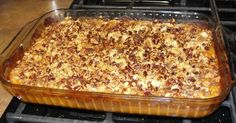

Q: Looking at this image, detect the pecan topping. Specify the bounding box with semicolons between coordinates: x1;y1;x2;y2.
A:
9;17;220;98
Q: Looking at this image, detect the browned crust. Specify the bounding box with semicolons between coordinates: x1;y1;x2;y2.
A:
9;17;221;98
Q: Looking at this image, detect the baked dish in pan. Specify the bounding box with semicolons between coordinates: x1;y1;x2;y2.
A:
9;17;220;98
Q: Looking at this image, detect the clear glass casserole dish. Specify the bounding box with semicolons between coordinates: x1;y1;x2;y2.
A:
0;9;234;118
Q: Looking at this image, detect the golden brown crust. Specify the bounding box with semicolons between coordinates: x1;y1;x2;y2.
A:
9;17;220;98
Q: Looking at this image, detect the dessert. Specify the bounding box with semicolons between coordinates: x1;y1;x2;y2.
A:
9;17;220;98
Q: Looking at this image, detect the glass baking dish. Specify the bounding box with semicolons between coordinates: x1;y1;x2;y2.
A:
0;9;234;118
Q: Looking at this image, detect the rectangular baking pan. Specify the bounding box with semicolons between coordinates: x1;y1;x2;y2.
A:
0;9;234;118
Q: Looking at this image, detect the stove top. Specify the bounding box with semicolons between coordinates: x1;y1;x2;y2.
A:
1;0;236;123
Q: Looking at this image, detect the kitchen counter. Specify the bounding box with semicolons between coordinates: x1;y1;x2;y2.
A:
0;0;73;117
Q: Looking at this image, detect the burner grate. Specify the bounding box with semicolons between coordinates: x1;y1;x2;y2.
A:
22;103;106;121
191;107;232;123
70;0;236;27
112;113;183;123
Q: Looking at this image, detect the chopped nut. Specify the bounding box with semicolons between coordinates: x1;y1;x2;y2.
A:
9;17;220;99
143;71;148;77
124;82;129;88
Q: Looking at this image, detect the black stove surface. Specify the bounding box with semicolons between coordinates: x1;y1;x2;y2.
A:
1;0;236;123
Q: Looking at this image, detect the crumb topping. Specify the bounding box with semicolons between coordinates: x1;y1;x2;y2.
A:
9;17;221;98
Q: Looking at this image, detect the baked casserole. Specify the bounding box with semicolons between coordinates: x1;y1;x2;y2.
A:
9;17;220;98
